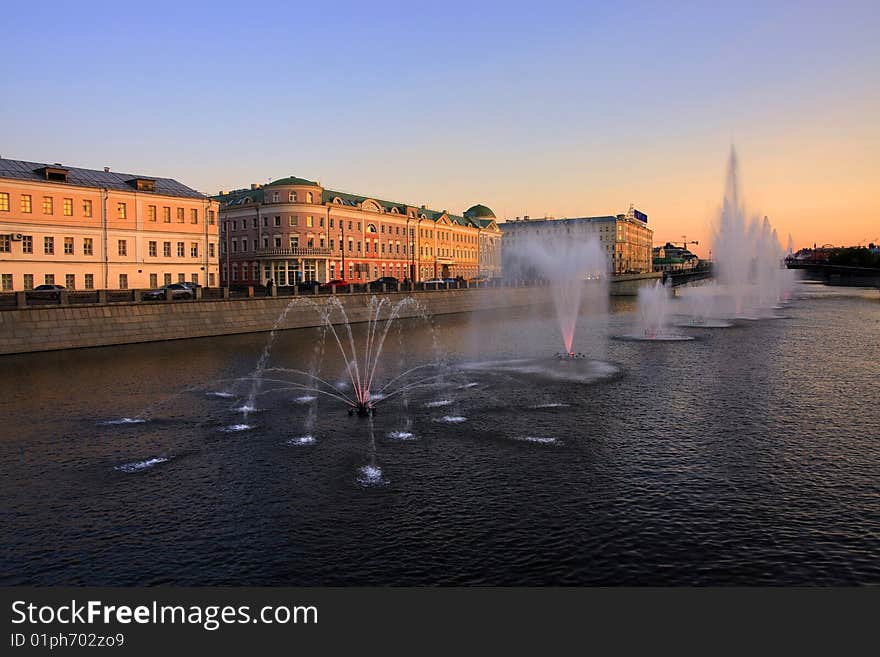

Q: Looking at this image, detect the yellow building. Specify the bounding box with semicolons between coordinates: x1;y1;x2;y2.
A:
0;158;220;291
215;177;502;285
501;208;654;276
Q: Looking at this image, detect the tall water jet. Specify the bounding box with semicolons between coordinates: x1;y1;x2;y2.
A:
506;233;608;354
620;280;694;340
709;147;795;319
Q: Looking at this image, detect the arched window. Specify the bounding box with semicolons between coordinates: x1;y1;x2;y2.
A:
306;192;314;203
367;223;378;233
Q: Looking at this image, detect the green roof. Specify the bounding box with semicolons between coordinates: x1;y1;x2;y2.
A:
265;176;319;187
464;204;496;219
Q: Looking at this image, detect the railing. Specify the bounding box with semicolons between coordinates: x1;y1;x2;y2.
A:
251;247;334;257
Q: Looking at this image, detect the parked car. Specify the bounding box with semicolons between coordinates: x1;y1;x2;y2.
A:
143;283;195;300
321;279;350;291
422;278;447;286
297;280;321;292
29;284;66;300
468;275;488;285
367;276;399;291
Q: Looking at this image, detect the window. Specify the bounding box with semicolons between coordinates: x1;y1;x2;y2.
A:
191;209;198;224
290;236;299;249
0;192;9;211
22;235;33;253
45;274;55;285
148;241;157;257
274;216;281;227
148;205;157;222
191;273;199;285
177;242;185;257
118;240;127;256
306;216;314;228
150;273;158;287
65;274;75;289
1;274;11;291
0;235;8;252
64;237;74;255
190;243;199;258
82;199;93;217
289;191;296;202
164;273;172;285
63;198;73;216
42;196;53;214
274;236;282;248
289;216;298;226
251;218;257;228
231;240;238;253
177;208;185;223
163;242;171;257
84;274;94;289
21;195;32;213
241;238;247;252
44;237;54;255
262;217;268;227
118;274;128;289
232;220;237;231
272;192;279;202
208;243;215;258
306;192;313;203
163;207;171;223
24;274;34;290
231;264;238;281
117;202;126;219
178;273;186;283
209;273;216;286
83;238;93;256
208;210;216;225
330;239;334;251
348;238;353;252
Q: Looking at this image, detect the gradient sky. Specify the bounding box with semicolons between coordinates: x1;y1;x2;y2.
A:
2;0;877;256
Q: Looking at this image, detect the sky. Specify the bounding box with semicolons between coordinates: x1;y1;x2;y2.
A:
2;0;877;256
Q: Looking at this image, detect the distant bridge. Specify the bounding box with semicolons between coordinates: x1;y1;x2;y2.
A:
786;262;880;286
661;266;713;286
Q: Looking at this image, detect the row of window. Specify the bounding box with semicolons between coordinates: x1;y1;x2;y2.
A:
0;191;215;224
0;271;216;292
267;191;315;204
223;215;477;245
1;234;214;259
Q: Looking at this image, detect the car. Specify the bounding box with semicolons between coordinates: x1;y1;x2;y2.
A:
143;283;195;300
321;279;350;291
29;284;66;300
367;276;399;290
297;280;321;292
422;278;447;286
468;275;488;285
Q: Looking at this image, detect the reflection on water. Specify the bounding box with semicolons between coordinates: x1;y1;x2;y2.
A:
0;294;878;585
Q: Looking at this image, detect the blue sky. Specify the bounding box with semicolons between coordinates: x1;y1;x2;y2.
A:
2;0;877;251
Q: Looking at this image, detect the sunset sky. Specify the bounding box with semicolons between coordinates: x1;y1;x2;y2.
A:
2;1;877;256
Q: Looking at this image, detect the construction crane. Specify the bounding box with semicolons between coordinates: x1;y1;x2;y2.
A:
680;237;699;251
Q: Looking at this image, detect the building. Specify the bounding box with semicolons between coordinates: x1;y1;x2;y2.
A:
465;204;503;279
652;242;699;271
500;207;653;276
215;176;502;285
0;158;219;292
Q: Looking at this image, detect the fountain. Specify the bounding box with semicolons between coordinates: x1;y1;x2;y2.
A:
506;233;608;356
705;147;797;319
619;280;694;340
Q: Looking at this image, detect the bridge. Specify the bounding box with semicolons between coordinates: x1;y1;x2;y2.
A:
661;266;713;286
786;262;880;287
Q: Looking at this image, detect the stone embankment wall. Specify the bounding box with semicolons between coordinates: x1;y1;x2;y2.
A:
0;275;661;355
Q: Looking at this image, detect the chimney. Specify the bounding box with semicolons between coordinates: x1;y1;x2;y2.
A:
104;167;110;173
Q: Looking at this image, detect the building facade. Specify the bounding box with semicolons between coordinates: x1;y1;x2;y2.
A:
215;176;502;285
0;158;219;291
652;242;699;271
500;208;654;276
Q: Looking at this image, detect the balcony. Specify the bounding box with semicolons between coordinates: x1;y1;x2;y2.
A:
252;247;334;257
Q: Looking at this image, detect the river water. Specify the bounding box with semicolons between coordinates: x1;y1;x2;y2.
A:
1;283;878;585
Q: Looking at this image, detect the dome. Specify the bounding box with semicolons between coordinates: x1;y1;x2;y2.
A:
463;204;496;219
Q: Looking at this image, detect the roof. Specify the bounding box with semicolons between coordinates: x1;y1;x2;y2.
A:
265;175;319;187
464;204;496;219
215;177;489;229
0;158;207;199
500;216;619;230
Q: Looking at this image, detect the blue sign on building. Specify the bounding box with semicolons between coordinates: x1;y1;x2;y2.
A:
633;209;648;223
